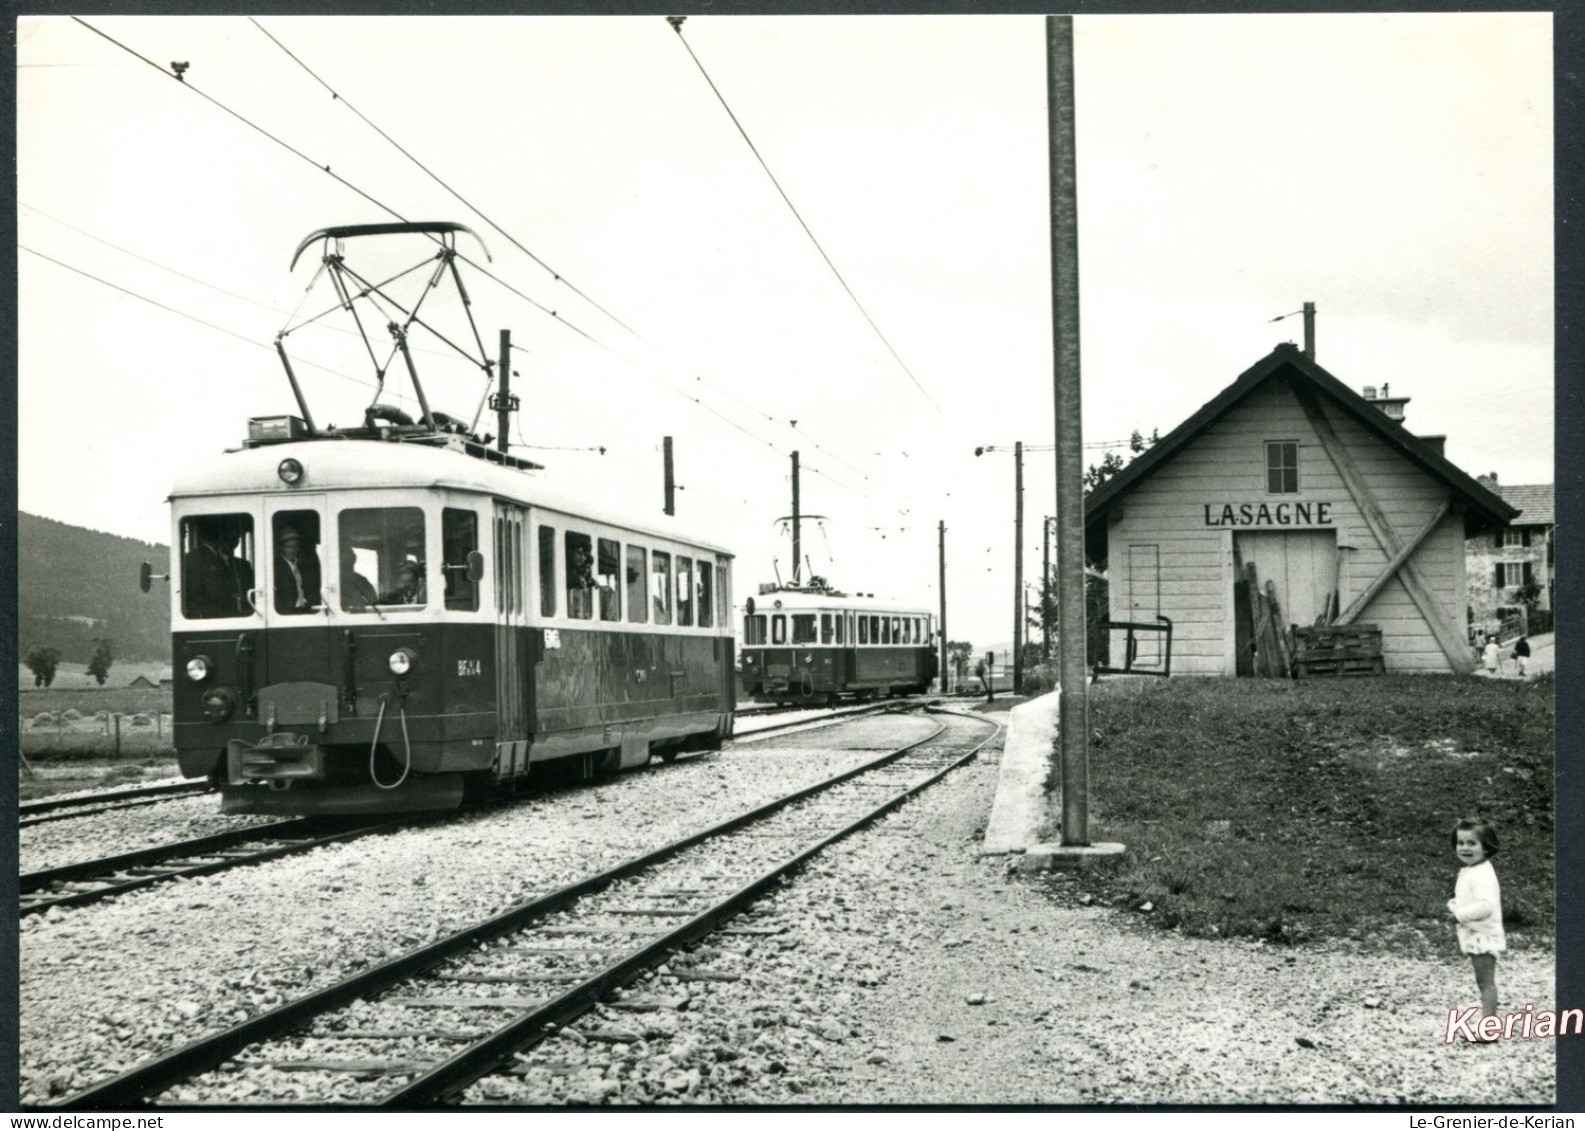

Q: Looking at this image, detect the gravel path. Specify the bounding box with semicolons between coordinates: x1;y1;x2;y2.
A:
19;714;935;1105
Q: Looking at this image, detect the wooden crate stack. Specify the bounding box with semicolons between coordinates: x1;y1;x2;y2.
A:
1291;624;1385;678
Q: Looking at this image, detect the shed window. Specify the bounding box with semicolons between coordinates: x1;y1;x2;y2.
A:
1266;441;1299;494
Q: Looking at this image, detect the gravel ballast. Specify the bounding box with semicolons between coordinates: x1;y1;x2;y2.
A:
18;714;936;1105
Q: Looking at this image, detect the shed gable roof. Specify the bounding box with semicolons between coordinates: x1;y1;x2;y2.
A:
1084;343;1517;535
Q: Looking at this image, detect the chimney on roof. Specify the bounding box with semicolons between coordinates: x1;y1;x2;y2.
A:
1363;386;1377;399
1477;471;1499;489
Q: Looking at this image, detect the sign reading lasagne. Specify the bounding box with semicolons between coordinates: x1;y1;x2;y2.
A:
1203;501;1334;527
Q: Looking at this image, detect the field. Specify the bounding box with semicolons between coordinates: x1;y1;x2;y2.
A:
1042;674;1555;952
20;681;175;762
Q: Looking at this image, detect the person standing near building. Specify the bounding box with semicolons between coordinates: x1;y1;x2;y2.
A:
1481;635;1501;677
1511;636;1531;677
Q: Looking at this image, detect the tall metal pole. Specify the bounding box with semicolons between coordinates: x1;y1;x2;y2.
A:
496;329;511;453
1049;15;1089;846
791;451;802;586
939;520;948;693
1013;440;1025;694
663;436;675;515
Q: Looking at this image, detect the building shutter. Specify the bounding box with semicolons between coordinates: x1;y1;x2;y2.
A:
1495;531;1503;549
1493;564;1503;588
1523;562;1534;586
1522;528;1531;547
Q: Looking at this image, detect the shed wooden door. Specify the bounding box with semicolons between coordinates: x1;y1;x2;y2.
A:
1127;544;1161;666
1233;531;1338;631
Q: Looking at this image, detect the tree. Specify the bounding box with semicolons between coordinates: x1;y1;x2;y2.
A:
87;637;115;686
24;646;62;688
946;641;975;688
1084;428;1160;496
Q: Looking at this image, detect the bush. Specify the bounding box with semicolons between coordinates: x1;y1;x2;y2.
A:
31;712;53;728
60;709;82;723
130;714;154;728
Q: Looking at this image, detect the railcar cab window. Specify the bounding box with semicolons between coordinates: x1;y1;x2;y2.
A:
340;507;426;611
821;614;834;644
271;511;323;616
181;513;256;620
696;561;714;628
744;614;767;645
771;614;787;644
443;509;480;612
626;546;648;623
566;532;595;620
539;526;557;616
1266;441;1299;494
597;538;621;622
677;557;694;626
792;614;817;644
651;551;673;625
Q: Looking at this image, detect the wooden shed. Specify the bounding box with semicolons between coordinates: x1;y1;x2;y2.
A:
1084;344;1516;676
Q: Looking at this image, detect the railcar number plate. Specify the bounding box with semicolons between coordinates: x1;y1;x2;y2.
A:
457;659;483;677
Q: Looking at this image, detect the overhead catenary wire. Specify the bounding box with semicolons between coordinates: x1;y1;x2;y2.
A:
667;17;944;418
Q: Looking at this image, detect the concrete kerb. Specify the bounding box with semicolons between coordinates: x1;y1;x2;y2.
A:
980;688;1125;872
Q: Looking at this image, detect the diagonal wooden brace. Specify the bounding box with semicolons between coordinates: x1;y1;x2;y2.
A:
1334;497;1452;626
1290;382;1474;674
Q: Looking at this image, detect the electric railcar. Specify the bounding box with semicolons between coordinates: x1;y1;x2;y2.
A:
738;584;938;704
159;424;735;815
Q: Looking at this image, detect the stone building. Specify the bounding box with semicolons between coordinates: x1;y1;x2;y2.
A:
1464;477;1554;640
1084;343;1516;676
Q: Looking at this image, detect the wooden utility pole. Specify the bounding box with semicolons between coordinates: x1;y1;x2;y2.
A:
663;437;676;515
1302;301;1316;359
938;520;948;693
1013;440;1025;694
1049;15;1090;846
791;451;802;585
1042;516;1052;661
495;329;512;453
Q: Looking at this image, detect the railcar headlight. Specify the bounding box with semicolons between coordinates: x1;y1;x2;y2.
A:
201;687;235;723
186;655;212;682
278;458;305;485
388;648;418;676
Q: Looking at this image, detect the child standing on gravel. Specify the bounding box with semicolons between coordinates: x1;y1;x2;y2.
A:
1447;817;1504;1038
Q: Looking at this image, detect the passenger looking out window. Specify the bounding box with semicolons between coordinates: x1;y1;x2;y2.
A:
181;514;256;620
339;507;426;613
566;532;595;620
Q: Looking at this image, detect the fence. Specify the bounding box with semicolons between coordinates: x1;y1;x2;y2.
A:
20;711;177;758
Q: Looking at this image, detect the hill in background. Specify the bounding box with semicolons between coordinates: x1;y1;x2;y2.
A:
20;512;170;663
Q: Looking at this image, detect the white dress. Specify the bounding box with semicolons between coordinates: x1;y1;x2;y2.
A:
1449;859;1505;955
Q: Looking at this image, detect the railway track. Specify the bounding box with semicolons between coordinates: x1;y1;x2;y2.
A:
19;781;214;828
51;708;995;1109
18;818;409;918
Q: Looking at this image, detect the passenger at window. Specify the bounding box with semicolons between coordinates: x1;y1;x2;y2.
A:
568;542;596;618
185;516;250;618
381;560;426;606
339;544;380;610
273;526;322;614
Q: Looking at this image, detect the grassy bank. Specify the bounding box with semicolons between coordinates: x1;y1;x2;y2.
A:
1040;674;1554;952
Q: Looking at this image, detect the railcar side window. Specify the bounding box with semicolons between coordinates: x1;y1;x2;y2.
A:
538;525;557;616
870;615;880;644
443;509;479;612
626;546;648;623
771;614;787;644
676;557;694;626
835;615;845;645
340;507;426;611
597;538;621;622
270;511;322;616
915;617;924;642
881;618;891;645
652;551;673;625
697;561;714;628
566;532;595;620
744;614;767;644
892;617;901;643
859;616;869;645
821;614;833;644
181;513;257;620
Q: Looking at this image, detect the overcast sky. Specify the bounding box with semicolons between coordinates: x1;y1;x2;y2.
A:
16;12;1554;648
